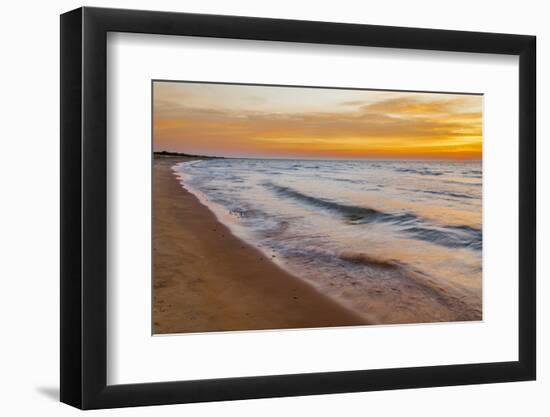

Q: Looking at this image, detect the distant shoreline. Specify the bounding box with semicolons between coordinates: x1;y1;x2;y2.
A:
153;150;224;159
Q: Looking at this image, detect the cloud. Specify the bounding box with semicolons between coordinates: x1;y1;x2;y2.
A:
362;96;477;115
339;100;367;106
153;88;482;160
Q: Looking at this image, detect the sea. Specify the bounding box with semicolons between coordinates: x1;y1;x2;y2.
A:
173;159;482;324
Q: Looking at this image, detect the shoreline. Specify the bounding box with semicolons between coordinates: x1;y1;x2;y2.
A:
153;156;368;334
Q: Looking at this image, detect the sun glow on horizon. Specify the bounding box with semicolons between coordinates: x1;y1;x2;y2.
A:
153;82;482;161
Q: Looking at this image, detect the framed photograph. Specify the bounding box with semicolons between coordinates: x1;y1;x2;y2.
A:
60;7;536;409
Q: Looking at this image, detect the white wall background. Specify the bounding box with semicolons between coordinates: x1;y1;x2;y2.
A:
0;0;545;415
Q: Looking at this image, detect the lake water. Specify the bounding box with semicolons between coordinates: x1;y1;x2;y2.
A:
174;159;482;324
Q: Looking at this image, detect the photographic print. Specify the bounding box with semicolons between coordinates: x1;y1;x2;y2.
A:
152;81;483;334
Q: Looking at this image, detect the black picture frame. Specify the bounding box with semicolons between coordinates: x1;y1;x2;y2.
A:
60;6;536;410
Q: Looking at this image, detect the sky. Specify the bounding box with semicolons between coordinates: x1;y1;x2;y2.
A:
153;81;482;160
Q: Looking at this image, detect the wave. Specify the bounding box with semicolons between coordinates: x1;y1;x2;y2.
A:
462;169;482;178
399;188;475;200
395;167;444;176
264;181;415;224
444;179;482;186
404;225;482;250
339;251;400;269
264;181;481;250
422;190;475;199
325;177;361;184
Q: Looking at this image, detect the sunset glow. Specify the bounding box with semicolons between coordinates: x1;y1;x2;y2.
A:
153;81;482;160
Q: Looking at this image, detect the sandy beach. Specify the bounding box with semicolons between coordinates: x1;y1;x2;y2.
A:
153;157;367;334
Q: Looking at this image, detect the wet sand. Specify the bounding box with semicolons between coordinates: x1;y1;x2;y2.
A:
153;157;367;334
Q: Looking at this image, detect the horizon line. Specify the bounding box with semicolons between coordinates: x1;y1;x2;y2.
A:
153;150;482;162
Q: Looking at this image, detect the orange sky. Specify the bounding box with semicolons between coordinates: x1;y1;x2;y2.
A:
153;81;482;160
